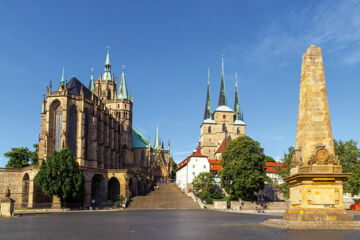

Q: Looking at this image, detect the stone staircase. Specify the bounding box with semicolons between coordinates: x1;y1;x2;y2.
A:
127;183;199;209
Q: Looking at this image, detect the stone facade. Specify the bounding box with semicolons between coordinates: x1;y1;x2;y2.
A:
0;49;172;208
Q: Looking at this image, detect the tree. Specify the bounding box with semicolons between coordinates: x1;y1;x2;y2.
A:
4;144;38;168
219;136;266;200
265;155;275;162
171;160;177;179
35;147;84;203
334;139;360;196
192;172;222;204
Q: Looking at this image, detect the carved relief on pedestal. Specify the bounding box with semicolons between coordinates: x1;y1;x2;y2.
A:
291;148;303;168
308;144;339;166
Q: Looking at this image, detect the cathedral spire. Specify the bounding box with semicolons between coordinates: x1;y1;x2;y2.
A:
154;125;160;150
234;70;243;121
103;47;112;81
117;65;129;100
203;67;213;121
218;55;228;106
89;68;95;92
60;67;66;87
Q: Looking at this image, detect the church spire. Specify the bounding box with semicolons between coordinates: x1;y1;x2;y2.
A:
234;70;243;121
117;65;129;100
203;67;213;120
218;55;228;106
60;67;65;87
103;47;112;81
154;125;160;150
89;68;95;92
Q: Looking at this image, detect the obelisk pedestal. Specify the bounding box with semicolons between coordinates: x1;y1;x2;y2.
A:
263;45;360;229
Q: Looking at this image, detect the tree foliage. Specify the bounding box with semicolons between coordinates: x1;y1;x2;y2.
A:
5;144;38;168
219;136;266;200
265;155;275;162
334;139;360;196
35;147;84;202
171;160;177;179
192;172;222;204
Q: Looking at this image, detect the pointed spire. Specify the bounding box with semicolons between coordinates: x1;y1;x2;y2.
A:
60;67;65;88
203;67;213;120
154;125;160;150
89;68;95;92
103;47;112;81
218;55;228;106
234;70;243;121
117;65;129;100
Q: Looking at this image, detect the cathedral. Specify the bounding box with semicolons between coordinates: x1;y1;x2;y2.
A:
0;49;172;208
199;56;246;160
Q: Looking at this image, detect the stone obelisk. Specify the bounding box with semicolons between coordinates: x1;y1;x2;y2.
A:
263;45;359;229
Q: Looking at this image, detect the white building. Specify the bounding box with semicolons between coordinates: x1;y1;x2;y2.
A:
176;151;210;191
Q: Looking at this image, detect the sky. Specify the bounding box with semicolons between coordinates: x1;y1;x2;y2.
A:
1;0;360;166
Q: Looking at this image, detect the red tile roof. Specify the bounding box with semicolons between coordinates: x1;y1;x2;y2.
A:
215;138;230;153
265;162;285;173
208;159;222;172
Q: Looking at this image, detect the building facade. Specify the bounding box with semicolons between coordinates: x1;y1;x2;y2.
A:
0;49;172;208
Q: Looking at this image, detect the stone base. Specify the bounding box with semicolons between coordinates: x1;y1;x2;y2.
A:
1;199;15;218
284;208;354;221
262;219;360;230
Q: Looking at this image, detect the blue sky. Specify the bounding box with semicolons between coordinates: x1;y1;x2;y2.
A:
1;0;360;166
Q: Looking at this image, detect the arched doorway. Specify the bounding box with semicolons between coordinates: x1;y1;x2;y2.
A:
108;177;120;202
91;174;105;206
21;173;30;208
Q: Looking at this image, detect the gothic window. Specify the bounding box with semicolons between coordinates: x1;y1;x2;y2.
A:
223;115;226;119
84;113;90;160
67;106;77;157
208;126;211;133
54;105;63;151
141;151;145;164
107;89;111;99
222;123;227;133
237;127;240;135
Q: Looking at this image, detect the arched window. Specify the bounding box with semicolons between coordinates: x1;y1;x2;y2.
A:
67;105;77;157
55;105;63;151
141;151;145;164
237;127;240;135
222;123;227;133
107;89;111;99
84;112;90;160
208;126;211;133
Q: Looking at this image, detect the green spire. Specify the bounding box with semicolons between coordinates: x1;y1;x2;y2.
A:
218;55;228;106
89;68;95;92
117;65;129;100
154;125;160;150
103;47;112;81
60;67;65;87
234;70;243;121
203;67;213;120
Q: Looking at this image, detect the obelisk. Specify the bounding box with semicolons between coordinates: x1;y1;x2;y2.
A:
263;45;360;229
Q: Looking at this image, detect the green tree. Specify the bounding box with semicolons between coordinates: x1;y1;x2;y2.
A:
35;147;84;203
192;172;222;204
171;160;177;179
30;144;39;165
265;155;275;162
219;136;266;200
4;144;38;168
334;139;360;196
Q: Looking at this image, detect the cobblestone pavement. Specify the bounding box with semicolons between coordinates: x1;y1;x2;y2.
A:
1;210;360;240
128;183;199;209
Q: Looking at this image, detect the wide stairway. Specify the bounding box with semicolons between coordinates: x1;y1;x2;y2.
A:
127;183;199;209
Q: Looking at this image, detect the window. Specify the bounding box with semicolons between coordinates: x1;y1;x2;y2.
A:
223;115;226;119
107;89;111;99
193;165;195;168
141;151;145;164
208;126;211;133
237;127;240;135
222;123;227;133
67;106;77;157
193;172;195;176
54;105;63;151
84;113;90;160
204;165;206;169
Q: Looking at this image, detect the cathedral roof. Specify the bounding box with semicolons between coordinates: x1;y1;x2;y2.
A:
132;126;149;149
67;77;92;100
234;119;246;125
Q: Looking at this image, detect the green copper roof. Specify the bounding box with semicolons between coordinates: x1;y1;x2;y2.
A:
117;66;129;100
103;47;112;81
234;71;243;121
60;67;66;87
89;68;95;92
203;67;213;121
218;55;228;107
132;126;149;149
